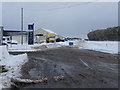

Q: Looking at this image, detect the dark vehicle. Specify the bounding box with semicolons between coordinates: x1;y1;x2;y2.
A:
56;38;64;42
2;42;7;45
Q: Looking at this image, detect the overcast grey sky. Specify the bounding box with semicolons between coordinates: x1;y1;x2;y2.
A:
2;2;118;38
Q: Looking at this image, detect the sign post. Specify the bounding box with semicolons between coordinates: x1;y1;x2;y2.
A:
0;26;3;45
28;23;34;45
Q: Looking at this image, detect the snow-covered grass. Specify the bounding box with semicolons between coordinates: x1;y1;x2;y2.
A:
8;43;59;52
55;40;118;54
8;44;36;52
7;41;72;51
49;40;119;54
0;46;28;89
78;41;119;54
7;40;119;54
56;41;69;46
7;42;68;52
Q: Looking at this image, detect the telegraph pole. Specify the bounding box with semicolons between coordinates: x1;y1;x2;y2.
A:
21;8;24;45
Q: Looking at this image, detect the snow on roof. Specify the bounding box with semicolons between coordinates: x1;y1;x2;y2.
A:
3;29;27;32
3;36;10;38
41;28;57;34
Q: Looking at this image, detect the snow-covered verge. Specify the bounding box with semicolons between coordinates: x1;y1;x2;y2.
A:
78;41;119;54
0;46;28;89
7;40;119;54
56;40;118;54
8;44;36;52
7;43;65;52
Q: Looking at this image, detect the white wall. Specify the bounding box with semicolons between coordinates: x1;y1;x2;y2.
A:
0;3;3;45
0;2;2;25
12;35;28;44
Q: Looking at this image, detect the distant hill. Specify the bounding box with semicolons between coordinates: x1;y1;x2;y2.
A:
87;26;120;41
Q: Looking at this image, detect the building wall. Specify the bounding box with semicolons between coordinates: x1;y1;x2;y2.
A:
12;35;28;44
34;28;52;43
0;3;2;25
34;28;49;36
0;27;3;44
34;28;64;43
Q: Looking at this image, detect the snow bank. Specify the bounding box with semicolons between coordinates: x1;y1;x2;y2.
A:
32;43;62;49
7;40;119;54
8;43;63;52
78;41;118;54
8;44;36;52
46;43;61;48
57;41;69;46
0;46;28;89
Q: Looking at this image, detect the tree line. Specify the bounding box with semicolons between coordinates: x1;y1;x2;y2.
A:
87;26;120;41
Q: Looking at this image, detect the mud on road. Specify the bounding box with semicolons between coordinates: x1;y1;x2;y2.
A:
10;47;119;88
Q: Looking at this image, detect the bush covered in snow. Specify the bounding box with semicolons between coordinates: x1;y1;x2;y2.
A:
87;26;120;41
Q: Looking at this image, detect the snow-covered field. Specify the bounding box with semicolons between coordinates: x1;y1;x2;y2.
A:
78;41;119;54
7;40;119;54
0;46;28;89
56;41;118;54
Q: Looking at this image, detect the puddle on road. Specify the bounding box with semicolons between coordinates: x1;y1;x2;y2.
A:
28;68;42;79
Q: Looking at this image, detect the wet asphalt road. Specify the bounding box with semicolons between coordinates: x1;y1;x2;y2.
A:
10;47;119;88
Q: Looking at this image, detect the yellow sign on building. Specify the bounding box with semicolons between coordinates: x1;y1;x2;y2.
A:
46;34;56;37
